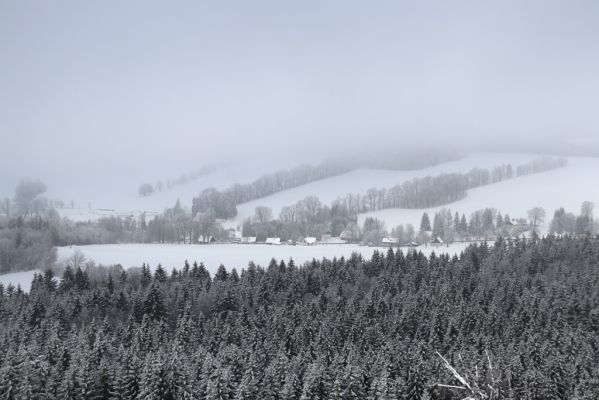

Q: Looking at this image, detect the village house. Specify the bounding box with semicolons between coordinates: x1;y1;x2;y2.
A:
381;237;399;246
265;237;281;245
431;236;444;246
303;237;317;245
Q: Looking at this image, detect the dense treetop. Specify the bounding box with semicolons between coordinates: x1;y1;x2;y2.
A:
0;234;598;399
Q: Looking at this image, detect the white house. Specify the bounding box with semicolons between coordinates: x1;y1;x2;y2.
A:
431;236;444;246
303;237;317;245
265;237;281;245
340;230;354;241
320;236;346;245
381;237;399;246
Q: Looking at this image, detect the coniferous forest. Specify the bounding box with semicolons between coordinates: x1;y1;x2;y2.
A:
0;235;598;399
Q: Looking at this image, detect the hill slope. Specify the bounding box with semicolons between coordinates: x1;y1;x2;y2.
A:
360;155;599;232
226;153;598;233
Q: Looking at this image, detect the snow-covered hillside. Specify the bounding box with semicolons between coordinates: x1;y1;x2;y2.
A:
52;160;299;221
227;152;552;229
359;156;599;232
49;152;598;232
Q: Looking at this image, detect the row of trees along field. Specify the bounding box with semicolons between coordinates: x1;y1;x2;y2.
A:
138;163;224;197
338;158;566;214
199;157;564;231
241;199;595;246
0;180;57;274
190;152;471;220
0;235;598;398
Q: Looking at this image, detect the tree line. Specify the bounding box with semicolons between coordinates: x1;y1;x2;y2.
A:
0;235;598;398
337;157;566;215
190;152;467;220
138;162;225;197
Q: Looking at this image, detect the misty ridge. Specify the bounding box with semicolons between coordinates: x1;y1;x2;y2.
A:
1;1;599;399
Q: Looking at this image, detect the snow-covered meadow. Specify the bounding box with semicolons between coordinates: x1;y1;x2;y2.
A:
224;154;599;233
51;158;316;221
0;242;470;292
228;152;540;228
359;156;599;232
56;242;471;275
48;152;599;234
0;270;40;292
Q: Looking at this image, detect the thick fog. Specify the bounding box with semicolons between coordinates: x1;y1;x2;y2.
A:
1;0;598;195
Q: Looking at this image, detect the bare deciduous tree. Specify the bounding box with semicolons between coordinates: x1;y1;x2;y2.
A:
527;207;546;229
253;206;273;223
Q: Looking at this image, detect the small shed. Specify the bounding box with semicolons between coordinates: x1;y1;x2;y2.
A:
340;230;354;241
431;236;444;245
265;237;281;245
381;237;399;246
303;237;317;245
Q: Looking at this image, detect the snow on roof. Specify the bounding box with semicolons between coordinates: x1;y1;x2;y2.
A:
265;237;281;245
320;237;347;245
304;237;317;244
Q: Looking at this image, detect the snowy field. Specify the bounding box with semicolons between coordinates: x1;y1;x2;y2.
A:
227;152;545;229
38;152;599;233
56;242;471;275
359;156;599;232
49;152;538;224
49;158;307;221
0;270;40;292
0;242;471;291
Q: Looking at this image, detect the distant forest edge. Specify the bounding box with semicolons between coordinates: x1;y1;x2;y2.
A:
187;150;466;219
0;236;598;398
192;157;567;219
0;156;580;275
138;162;226;197
142;149;465;199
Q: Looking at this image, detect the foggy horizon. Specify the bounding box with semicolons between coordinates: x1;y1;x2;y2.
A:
2;1;599;191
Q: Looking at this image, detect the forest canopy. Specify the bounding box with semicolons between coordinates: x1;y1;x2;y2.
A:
0;235;598;399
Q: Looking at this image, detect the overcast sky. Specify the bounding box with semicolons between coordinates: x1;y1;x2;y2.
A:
1;0;598;192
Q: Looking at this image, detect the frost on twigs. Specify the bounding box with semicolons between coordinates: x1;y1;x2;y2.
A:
434;350;499;400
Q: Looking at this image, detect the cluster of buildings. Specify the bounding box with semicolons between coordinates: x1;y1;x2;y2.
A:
229;231;350;246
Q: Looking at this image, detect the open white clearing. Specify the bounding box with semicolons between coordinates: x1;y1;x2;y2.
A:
227;152;548;229
0;270;40;292
359;156;599;232
0;242;470;291
56;242;470;275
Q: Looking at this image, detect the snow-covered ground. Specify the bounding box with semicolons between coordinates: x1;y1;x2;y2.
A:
0;270;40;292
36;152;599;234
51;159;305;222
360;156;599;232
227;152;550;228
56;242;470;275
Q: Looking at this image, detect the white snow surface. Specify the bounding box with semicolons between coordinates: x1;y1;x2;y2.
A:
359;156;599;232
0;270;40;293
56;243;470;275
46;152;598;233
51;159;301;222
228;152;547;228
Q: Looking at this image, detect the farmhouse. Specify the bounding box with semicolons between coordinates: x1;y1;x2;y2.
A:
340;230;354;241
303;237;317;245
431;237;444;246
265;237;282;245
381;237;399;246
